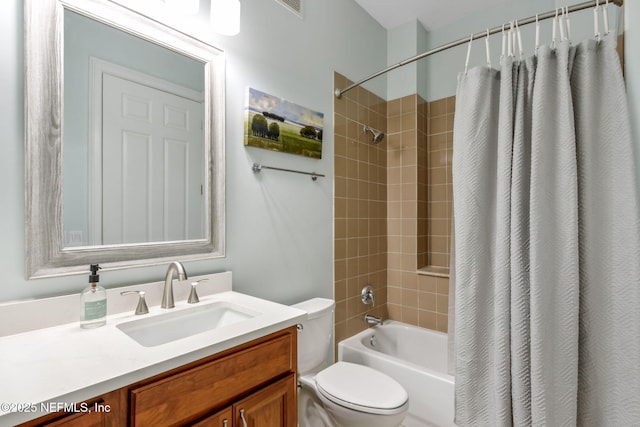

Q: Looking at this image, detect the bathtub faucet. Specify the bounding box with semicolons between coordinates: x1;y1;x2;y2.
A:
364;314;383;326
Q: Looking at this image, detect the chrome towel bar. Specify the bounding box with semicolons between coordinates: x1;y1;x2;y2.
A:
252;163;325;181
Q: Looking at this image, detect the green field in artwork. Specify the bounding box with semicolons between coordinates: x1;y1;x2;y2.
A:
245;111;322;159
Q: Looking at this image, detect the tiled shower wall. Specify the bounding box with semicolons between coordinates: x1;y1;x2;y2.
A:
386;95;450;332
334;73;452;340
333;72;388;347
426;97;455;270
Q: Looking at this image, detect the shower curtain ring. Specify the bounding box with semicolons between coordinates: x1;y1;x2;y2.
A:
594;0;601;42
501;23;507;59
551;9;559;49
535;14;540;55
565;6;573;43
603;0;610;35
464;33;473;75
485;29;491;68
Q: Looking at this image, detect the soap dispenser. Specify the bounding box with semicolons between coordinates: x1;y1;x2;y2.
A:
80;264;107;328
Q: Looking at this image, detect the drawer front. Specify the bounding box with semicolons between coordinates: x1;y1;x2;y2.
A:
130;332;294;426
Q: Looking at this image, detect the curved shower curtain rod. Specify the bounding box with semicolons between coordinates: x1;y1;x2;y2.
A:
335;0;623;99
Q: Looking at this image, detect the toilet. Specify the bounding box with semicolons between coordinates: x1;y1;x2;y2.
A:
292;298;408;427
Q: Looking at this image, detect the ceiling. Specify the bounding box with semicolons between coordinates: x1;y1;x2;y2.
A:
353;0;507;31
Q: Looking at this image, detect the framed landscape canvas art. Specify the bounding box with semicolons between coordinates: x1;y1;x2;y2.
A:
244;88;324;159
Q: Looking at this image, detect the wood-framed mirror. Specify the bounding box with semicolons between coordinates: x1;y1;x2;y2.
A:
25;0;226;278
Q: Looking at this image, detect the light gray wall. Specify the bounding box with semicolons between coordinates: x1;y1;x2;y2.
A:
417;22;429;102
386;20;418;100
0;0;387;303
385;19;431;102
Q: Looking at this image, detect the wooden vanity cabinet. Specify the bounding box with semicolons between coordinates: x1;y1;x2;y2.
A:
17;326;297;427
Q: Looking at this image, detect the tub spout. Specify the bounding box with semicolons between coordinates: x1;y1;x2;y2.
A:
364;314;383;326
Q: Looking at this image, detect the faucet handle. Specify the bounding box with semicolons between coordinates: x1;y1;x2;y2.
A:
120;290;149;315
361;285;375;307
187;278;208;304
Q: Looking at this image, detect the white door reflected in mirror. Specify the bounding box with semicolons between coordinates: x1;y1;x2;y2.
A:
99;74;204;245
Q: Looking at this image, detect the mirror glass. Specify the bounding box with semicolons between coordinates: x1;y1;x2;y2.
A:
24;0;225;278
63;10;206;247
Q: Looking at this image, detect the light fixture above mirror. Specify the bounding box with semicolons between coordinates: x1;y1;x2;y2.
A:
211;0;241;36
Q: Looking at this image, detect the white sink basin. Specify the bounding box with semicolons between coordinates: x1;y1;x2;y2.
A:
116;301;260;347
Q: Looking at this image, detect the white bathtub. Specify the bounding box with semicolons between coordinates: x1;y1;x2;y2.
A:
338;321;456;427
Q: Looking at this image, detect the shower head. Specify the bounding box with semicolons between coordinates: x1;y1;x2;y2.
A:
363;125;385;144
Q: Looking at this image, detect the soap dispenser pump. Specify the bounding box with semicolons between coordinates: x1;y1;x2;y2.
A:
80;264;107;328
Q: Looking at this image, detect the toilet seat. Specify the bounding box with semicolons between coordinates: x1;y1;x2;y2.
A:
315;361;409;416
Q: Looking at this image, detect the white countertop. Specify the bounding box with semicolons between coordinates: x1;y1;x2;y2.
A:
0;273;306;426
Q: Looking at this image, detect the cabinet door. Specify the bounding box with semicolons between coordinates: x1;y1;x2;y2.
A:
234;375;296;427
192;406;233;427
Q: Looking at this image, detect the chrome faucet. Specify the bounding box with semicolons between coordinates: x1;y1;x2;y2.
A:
364;314;383;326
361;285;375;307
161;261;188;309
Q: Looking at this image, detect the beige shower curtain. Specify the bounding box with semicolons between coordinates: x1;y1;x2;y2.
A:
452;33;640;426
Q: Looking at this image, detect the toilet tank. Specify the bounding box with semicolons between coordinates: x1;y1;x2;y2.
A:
291;298;335;375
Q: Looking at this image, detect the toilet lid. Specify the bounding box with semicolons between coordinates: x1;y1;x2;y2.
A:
315;362;408;415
